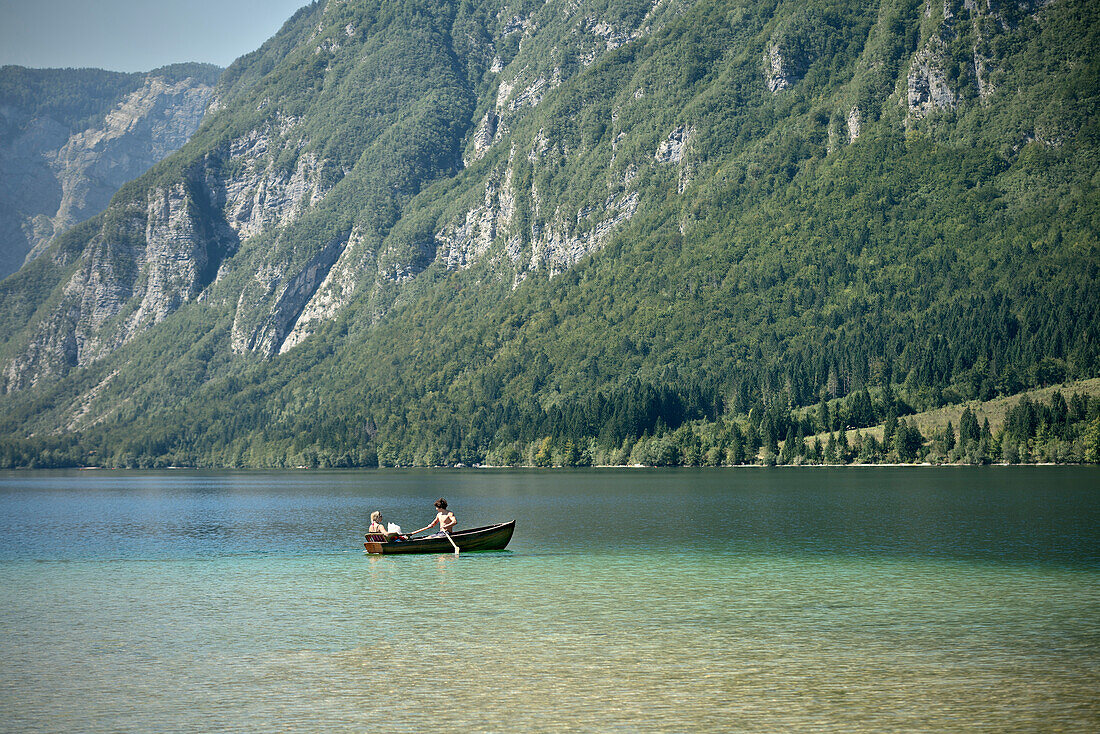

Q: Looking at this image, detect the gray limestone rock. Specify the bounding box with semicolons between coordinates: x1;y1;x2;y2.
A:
847;107;862;142
906;40;957;118
764;43;797;93
655;125;693;164
465;111;499;166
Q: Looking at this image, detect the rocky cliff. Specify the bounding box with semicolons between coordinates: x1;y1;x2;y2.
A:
0;64;220;279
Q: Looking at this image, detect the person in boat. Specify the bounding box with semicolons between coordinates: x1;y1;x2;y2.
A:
411;498;457;538
367;511;404;541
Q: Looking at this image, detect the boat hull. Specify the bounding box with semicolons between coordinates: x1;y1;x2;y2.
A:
365;521;515;554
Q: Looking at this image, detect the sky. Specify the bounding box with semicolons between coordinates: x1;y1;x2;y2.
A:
0;0;311;72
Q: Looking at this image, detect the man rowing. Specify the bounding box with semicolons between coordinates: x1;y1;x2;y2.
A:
411;498;459;554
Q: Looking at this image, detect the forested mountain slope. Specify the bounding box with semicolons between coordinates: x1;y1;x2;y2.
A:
0;64;222;278
0;0;1097;467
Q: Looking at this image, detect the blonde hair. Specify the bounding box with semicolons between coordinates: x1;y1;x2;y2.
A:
370;511;381;523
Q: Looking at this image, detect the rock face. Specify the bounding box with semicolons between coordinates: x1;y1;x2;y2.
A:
906;39;957;118
1;95;350;388
527;189;639;278
134;184;214;326
2;168;238;391
902;0;1050;121
764;43;800;93
655;125;693;164
436;168;516;271
0;69;217;279
436;143;640;285
217;120;331;243
763;16;820;95
847;107;861;142
231;234;347;356
465;111;499;165
279;227;370;354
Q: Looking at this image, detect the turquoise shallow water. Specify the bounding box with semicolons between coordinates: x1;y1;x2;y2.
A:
1;467;1098;732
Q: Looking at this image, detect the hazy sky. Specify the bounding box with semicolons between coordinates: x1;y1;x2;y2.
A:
0;0;311;72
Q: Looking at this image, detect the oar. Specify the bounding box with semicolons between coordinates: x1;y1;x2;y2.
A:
444;529;460;555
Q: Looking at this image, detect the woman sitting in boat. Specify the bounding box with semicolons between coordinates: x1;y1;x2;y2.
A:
367;511;404;541
411;498;457;538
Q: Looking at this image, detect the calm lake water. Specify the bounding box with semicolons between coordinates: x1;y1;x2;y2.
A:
1;467;1097;732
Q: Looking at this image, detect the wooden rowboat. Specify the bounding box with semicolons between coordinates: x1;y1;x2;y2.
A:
364;520;515;554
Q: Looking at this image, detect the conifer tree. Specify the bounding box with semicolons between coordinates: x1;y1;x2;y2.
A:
960;407;981;446
883;409;898;448
728;431;745;465
779;426;796;465
818;399;829;434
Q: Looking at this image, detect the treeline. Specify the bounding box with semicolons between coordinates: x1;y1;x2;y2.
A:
3;387;1098;469
482;390;1100;468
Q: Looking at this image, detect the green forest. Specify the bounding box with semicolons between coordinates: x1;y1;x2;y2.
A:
0;0;1097;469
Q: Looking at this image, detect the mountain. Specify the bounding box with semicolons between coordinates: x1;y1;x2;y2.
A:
0;63;222;279
0;0;1097;468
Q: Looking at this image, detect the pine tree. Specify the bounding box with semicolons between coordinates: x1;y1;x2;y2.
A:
960;407;980;446
1050;391;1069;439
746;423;762;457
978;432;993;465
882;380;896;416
763;419;779;456
728;431;745;465
894;420;925;462
779;426;796;464
883;409;898;448
858;433;879;463
562;439;581;467
818;398;830;434
1069;392;1089;423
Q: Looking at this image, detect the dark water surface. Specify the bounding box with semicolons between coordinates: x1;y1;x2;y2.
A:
1;467;1097;731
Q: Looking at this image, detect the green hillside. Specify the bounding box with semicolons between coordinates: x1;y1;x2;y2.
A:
0;0;1097;468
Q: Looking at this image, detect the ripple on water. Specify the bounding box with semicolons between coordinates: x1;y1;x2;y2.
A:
0;468;1098;731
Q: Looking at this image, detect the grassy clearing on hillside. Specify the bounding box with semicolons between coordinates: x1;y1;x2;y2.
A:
824;377;1100;444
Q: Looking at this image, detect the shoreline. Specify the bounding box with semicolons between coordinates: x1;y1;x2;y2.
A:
13;461;1089;471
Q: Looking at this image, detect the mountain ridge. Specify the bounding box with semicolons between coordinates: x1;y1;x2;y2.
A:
0;63;222;279
0;0;1097;467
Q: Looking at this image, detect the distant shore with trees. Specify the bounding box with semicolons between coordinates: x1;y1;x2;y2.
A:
480;380;1100;469
3;380;1098;470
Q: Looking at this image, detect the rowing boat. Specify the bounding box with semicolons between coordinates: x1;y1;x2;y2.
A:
364;520;515;554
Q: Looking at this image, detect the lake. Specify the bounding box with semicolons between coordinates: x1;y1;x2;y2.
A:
1;467;1097;732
